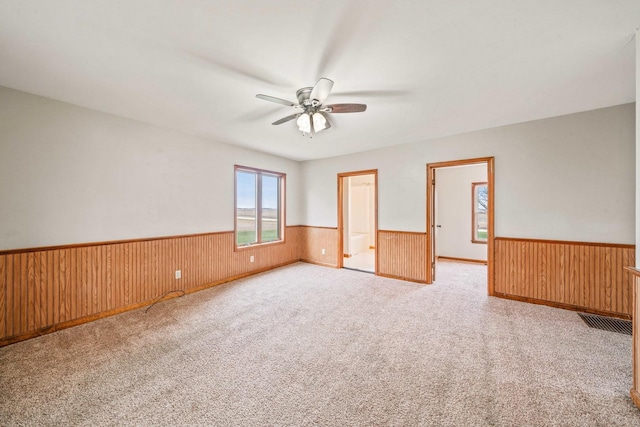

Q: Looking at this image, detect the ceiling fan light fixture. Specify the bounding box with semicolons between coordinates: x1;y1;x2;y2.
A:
256;77;366;136
296;113;311;134
312;112;328;133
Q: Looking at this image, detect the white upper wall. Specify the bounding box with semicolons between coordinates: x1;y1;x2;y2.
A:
1;86;635;251
0;86;301;250
302;103;635;244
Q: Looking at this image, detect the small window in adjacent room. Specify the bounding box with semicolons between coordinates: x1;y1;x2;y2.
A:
235;165;285;248
472;182;488;244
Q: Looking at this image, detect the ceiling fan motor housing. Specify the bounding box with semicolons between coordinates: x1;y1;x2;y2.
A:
296;87;313;106
256;77;366;129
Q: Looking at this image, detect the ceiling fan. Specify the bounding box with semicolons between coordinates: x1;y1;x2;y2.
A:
256;78;367;136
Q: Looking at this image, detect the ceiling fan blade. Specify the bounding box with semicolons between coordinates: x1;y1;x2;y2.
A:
232;106;283;123
256;94;297;107
309;78;334;105
326;103;367;113
272;113;301;125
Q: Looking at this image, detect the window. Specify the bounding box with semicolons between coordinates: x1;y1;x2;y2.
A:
472;182;488;243
235;165;285;248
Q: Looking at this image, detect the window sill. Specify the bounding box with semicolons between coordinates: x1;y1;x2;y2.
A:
234;239;286;252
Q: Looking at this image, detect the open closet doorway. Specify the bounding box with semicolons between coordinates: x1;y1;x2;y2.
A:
338;170;378;273
427;157;494;295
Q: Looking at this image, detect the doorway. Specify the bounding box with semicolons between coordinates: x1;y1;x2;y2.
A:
338;170;378;273
426;157;494;294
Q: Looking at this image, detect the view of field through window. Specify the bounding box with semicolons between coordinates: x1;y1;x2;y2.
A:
236;169;281;246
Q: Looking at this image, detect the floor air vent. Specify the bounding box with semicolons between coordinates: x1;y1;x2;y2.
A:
578;313;632;335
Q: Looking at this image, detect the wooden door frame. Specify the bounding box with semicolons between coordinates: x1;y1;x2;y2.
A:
338;169;378;272
426;157;495;295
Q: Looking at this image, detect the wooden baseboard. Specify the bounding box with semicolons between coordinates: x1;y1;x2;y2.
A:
437;256;487;265
631;389;640;409
300;260;339;268
493;292;632;320
377;272;427;284
0;260;300;348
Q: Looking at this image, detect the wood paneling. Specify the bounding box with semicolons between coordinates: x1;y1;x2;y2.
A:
494;237;635;318
377;230;427;283
0;227;301;346
298;226;339;267
8;228;631;346
629;270;640;409
0;255;5;338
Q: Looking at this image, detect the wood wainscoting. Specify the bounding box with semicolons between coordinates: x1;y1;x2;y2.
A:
377;230;427;283
627;268;640;409
0;227;302;346
298;226;339;268
494;237;635;318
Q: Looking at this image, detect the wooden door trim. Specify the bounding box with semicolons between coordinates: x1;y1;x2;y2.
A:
428;166;437;282
426;157;495;295
338;170;378;273
338;169;378;178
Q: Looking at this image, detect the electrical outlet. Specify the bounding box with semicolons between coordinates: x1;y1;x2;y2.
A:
175;270;181;279
250;255;254;263
321;248;326;255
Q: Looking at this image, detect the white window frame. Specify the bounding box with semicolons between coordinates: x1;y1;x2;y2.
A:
234;165;285;249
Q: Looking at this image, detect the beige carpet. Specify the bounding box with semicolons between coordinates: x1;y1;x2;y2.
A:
1;261;639;426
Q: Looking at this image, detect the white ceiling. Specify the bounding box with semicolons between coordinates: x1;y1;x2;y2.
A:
0;1;638;161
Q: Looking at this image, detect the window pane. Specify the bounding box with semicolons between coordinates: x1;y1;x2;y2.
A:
474;184;488;242
261;174;280;242
236;171;257;245
235;166;284;248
